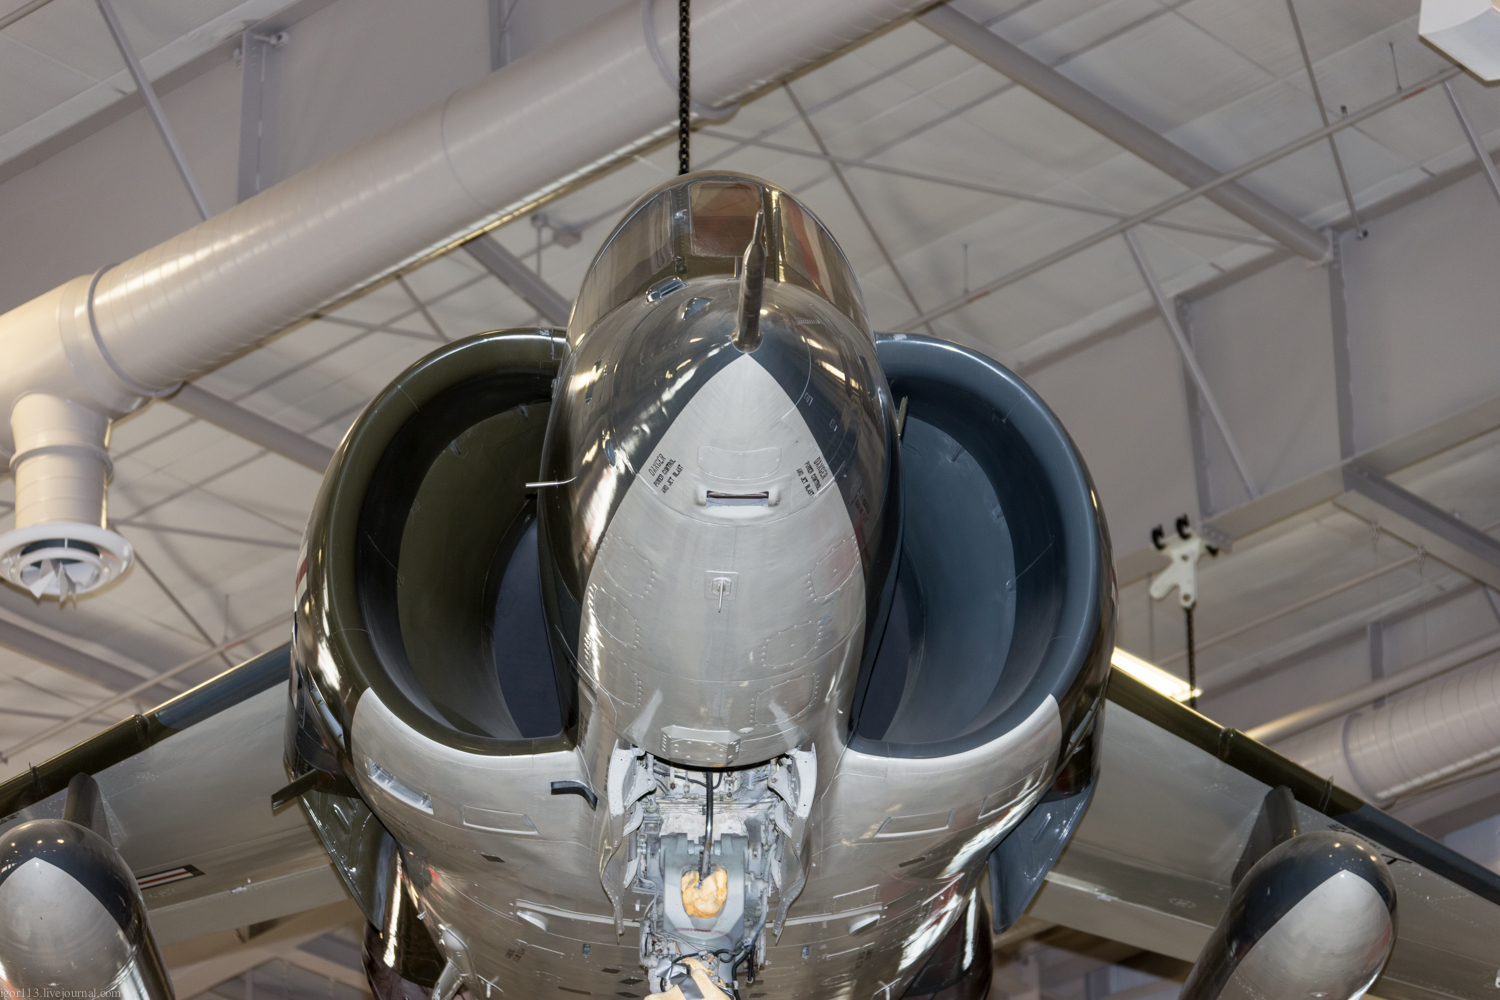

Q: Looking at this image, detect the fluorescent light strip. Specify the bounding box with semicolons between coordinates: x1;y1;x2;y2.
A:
1111;648;1201;703
136;864;202;889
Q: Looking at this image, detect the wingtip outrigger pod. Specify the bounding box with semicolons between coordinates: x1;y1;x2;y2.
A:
732;208;766;353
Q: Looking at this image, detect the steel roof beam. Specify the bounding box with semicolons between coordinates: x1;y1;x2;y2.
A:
95;0;211;220
1;612;291;760
0;615;182;705
1143;486;1500;698
1248;629;1500;744
465;235;573;327
0;0;58;33
297;932;365;973
1285;0;1365;237
785;84;936;337
1124;229;1259;499
1335;464;1500;590
696;128;1282;248
918;4;1330;262
169;383;334;473
896;62;1458;332
1443;81;1500;211
1114;382;1500;585
1202;565;1476;697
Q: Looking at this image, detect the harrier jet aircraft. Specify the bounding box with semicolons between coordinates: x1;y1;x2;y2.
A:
2;173;1498;1000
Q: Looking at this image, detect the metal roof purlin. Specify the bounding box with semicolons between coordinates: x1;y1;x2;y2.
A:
694;129;1281;249
918;5;1330;262
894;64;1462;332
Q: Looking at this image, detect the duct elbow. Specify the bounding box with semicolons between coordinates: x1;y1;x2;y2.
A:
0;393;132;600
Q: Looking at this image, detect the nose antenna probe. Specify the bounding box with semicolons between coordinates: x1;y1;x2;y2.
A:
733;208;766;353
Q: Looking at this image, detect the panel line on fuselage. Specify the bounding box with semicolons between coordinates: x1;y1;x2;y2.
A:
578;354;865;768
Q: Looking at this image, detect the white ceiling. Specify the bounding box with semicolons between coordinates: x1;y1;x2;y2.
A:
0;0;302;165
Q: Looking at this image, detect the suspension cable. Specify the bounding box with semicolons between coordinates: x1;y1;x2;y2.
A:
1185;603;1197;709
678;0;691;174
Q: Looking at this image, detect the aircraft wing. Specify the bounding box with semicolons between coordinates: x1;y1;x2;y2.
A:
4;635;1498;1000
1029;669;1500;1000
0;644;346;945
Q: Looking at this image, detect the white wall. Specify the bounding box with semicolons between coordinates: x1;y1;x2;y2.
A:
1445;811;1500;873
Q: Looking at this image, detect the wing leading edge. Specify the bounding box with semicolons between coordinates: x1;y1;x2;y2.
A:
0;643;344;945
1031;669;1500;1000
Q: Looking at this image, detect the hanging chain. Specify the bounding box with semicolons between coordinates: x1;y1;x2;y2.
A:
1185;603;1197;710
678;0;691;174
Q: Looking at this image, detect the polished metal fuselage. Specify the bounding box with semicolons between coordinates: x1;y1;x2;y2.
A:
327;171;1072;1000
542;273;894;782
571;317;869;772
350;685;1059;1000
346;279;1063;999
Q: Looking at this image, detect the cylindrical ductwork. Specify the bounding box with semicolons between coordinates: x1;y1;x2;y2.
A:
12;393;109;527
0;0;930;601
1;393;131;599
1277;652;1500;805
0;0;931;438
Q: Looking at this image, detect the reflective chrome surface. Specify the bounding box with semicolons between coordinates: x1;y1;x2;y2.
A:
1225;871;1392;1000
296;171;1108;1000
0;818;173;1000
567;174;869;349
350;682;1057;1000
541;172;898;774
1182;831;1396;1000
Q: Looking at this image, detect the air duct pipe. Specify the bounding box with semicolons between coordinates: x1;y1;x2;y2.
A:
1274;643;1500;806
0;0;930;599
3;393;129;599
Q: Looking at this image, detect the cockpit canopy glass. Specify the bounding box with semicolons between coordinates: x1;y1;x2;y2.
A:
690;180;760;256
568;173;869;343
